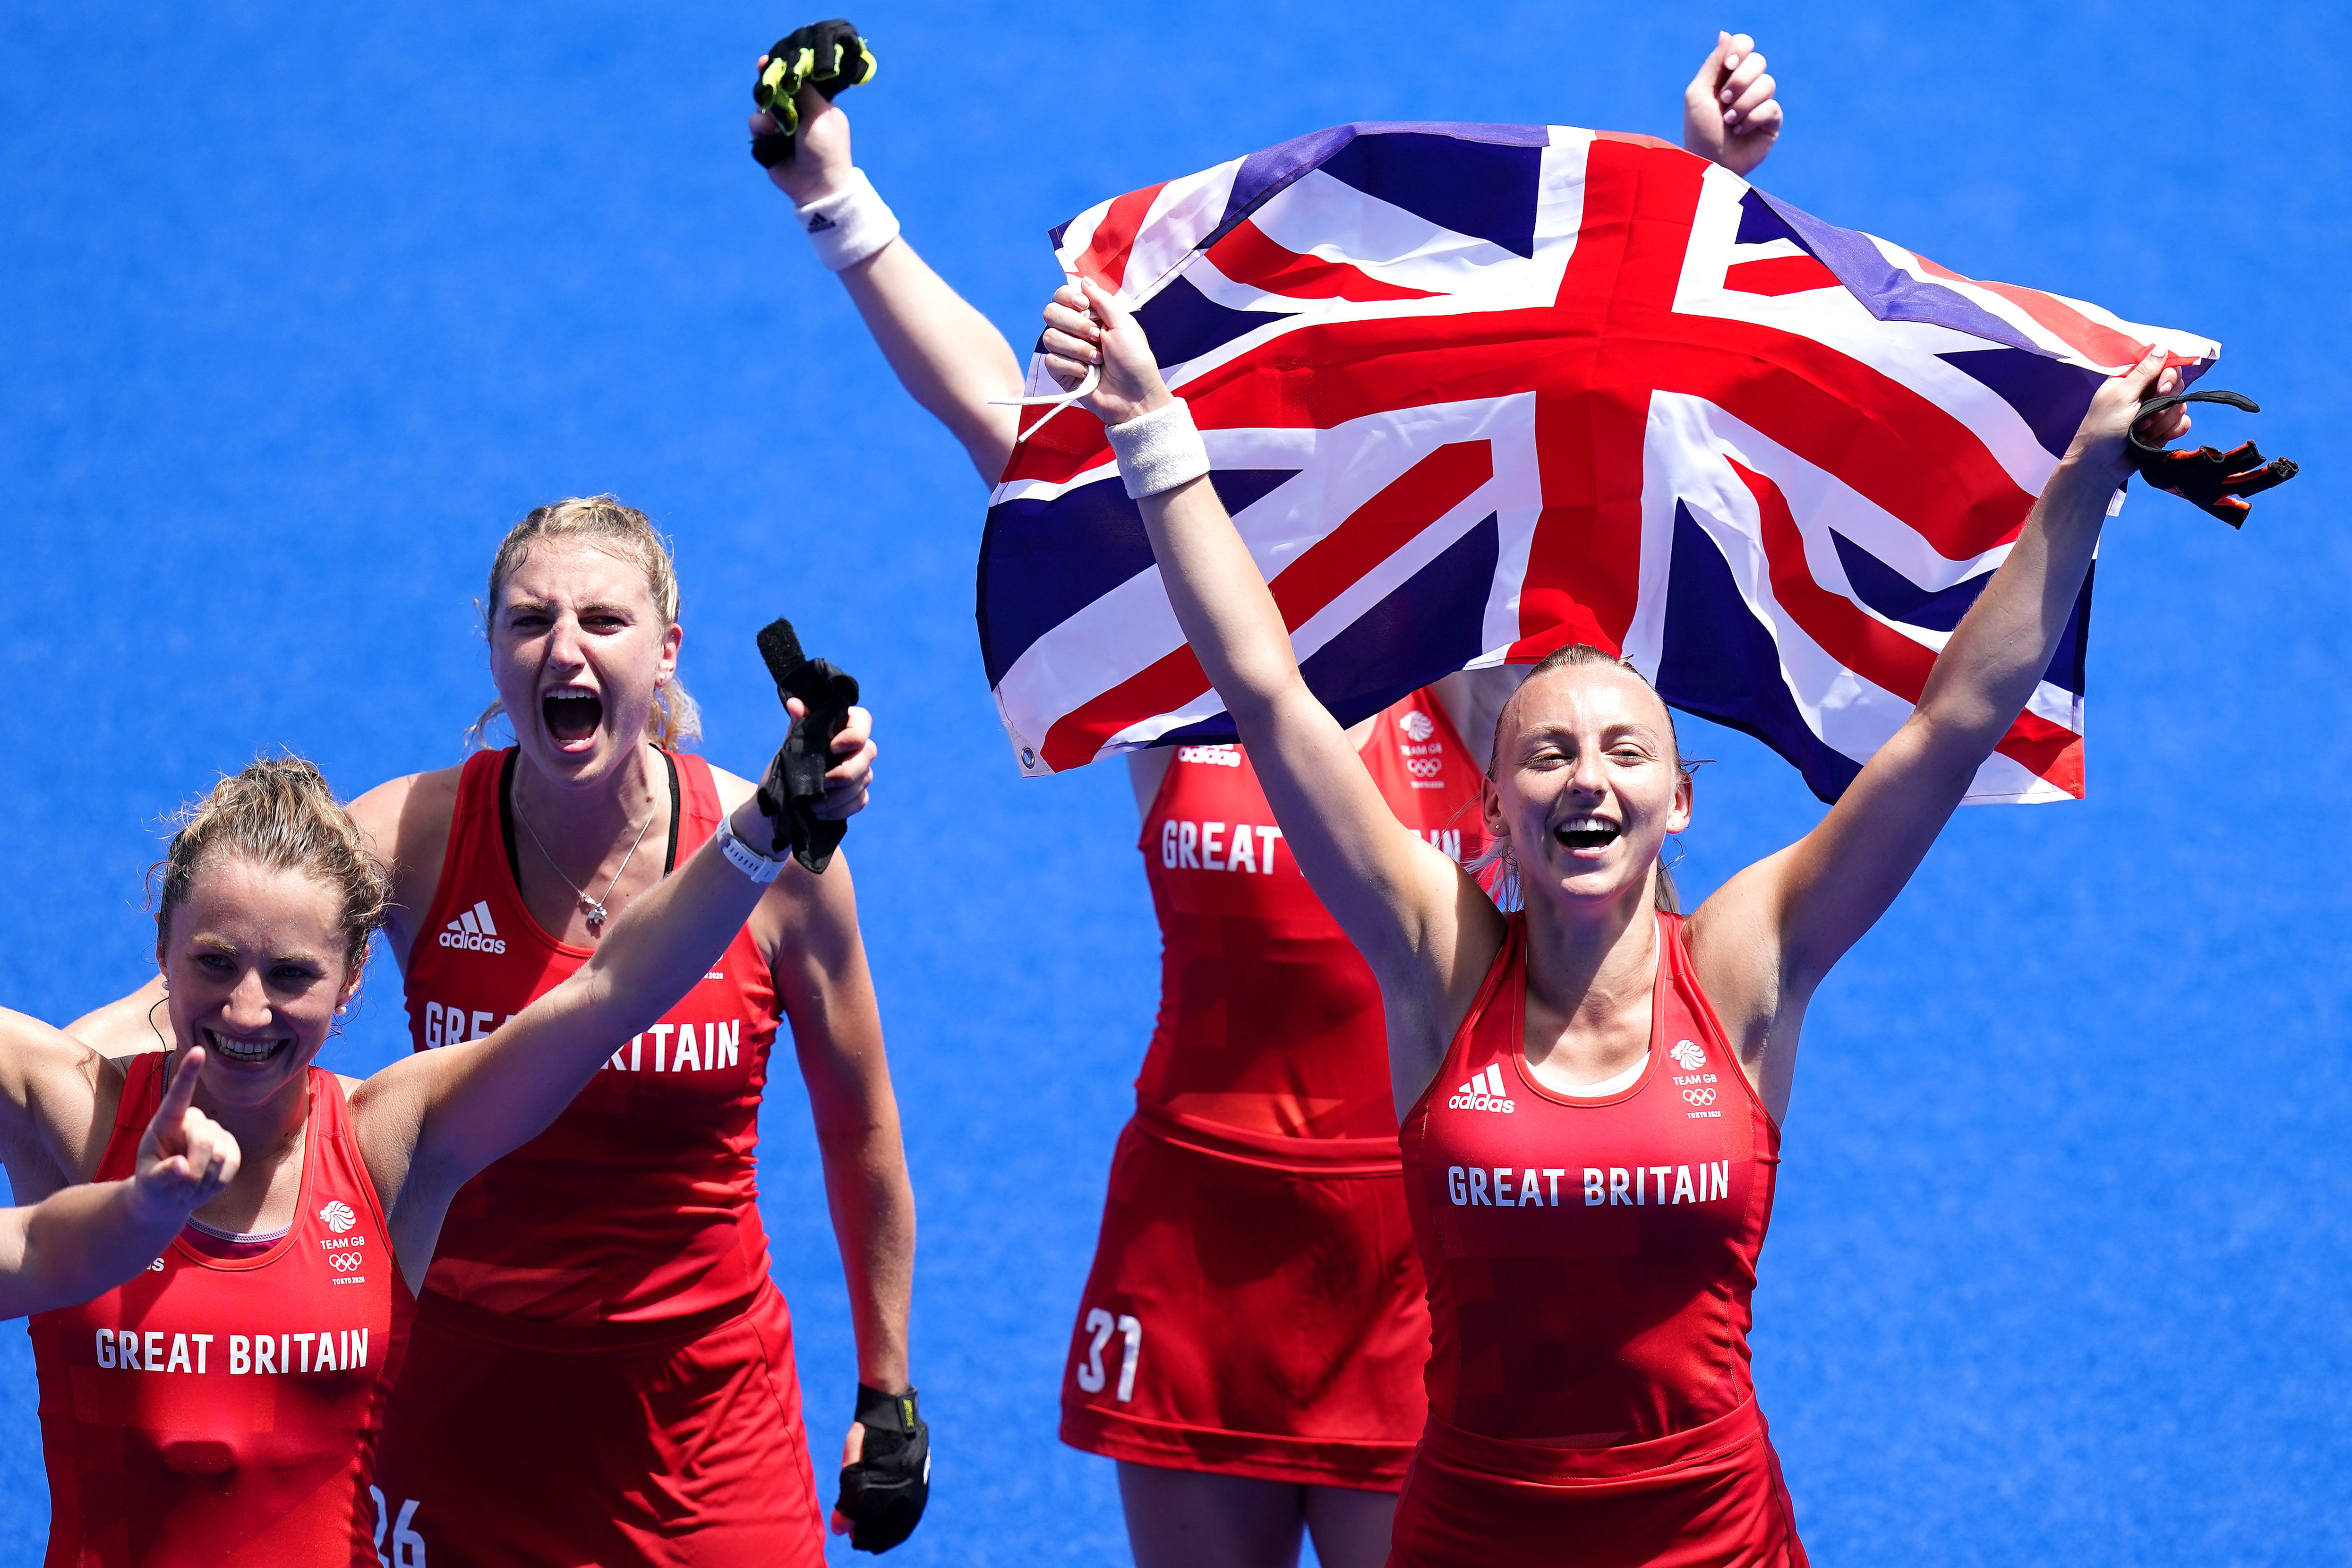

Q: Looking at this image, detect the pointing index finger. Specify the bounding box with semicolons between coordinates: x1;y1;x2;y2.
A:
158;1046;206;1126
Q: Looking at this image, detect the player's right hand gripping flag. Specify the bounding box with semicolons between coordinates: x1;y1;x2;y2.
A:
978;123;2217;803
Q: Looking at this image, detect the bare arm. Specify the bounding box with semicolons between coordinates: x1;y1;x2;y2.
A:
1690;349;2189;1106
0;1050;238;1319
762;852;912;1393
758;87;1022;482
1041;283;1501;1090
1431;668;1527;775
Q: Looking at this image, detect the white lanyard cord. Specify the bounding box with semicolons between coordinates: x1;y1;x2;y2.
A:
987;272;1103;446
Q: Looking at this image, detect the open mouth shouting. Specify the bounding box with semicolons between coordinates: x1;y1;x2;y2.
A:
542;685;605;747
203;1028;290;1068
1552;814;1623;853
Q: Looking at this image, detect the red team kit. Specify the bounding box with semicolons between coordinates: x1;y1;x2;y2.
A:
1063;691;1488;1490
378;747;826;1566
14;17;2223;1564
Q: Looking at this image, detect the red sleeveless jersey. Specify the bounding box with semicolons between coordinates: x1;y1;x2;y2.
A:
1398;913;1782;1445
1136;691;1487;1148
30;1056;413;1567
402;747;782;1324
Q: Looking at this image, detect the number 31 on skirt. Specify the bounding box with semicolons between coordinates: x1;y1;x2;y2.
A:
1076;1309;1142;1403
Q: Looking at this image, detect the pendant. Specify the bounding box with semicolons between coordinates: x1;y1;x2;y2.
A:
580;896;609;932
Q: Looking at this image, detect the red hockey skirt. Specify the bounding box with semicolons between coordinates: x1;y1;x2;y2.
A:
371;1280;824;1568
1387;1397;1806;1568
1059;1105;1428;1491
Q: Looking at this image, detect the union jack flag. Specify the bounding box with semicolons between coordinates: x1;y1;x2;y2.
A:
977;123;2217;802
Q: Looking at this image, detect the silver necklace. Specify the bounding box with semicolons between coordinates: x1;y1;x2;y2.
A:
514;791;657;934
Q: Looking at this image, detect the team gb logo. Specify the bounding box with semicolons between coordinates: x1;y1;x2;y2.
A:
1401;711;1435;742
318;1200;357;1234
1669;1040;1707;1071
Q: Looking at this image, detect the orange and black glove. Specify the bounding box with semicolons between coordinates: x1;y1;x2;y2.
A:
2125;389;2297;527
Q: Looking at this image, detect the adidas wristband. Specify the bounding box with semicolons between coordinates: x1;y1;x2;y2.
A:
795;168;899;273
1106;397;1211;500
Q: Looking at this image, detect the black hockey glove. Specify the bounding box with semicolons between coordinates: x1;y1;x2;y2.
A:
2125;388;2298;527
750;19;878;167
837;1383;930;1553
753;618;860;874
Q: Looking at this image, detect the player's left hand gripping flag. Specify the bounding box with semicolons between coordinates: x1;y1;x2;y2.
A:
977;122;2217;803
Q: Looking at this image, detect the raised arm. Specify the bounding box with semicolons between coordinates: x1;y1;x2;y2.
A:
1040;283;1502;1049
0;1049;238;1319
1691;349;2190;1101
756;81;1022;481
353;703;871;1288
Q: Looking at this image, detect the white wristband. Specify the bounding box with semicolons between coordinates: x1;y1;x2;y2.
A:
795;168;900;273
1106;398;1211;500
718;817;788;883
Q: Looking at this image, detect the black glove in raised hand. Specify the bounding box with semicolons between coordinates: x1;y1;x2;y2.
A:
753;618;859;874
750;19;877;167
837;1384;930;1553
2125;388;2298;527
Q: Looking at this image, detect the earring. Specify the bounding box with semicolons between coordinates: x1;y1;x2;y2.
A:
335;1004;348;1016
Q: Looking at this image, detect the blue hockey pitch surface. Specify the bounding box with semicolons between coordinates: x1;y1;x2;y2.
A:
3;3;2346;1563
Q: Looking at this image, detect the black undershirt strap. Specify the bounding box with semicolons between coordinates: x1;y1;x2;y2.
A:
659;750;682;874
497;749;522;889
497;744;686;891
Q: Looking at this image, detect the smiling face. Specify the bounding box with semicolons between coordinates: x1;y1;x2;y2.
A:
488;540;683;784
159;856;359;1111
1484;661;1692;914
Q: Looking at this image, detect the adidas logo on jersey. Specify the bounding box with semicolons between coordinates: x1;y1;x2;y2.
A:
436;900;507;955
1175;744;1241;768
1447;1062;1516;1114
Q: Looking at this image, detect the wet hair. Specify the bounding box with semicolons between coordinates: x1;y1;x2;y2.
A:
1474;644;1695;914
469;495;701;750
151;757;391;973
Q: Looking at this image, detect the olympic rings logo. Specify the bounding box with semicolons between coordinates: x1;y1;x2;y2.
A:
1682;1088;1717;1107
1406;757;1443;778
326;1252;364;1272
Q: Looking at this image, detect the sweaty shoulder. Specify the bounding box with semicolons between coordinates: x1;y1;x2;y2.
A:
347;764;468;968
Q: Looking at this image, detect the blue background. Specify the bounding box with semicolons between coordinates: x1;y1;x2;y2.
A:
2;2;2343;1563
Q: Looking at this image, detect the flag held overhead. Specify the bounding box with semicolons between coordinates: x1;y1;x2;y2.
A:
978;122;2222;804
